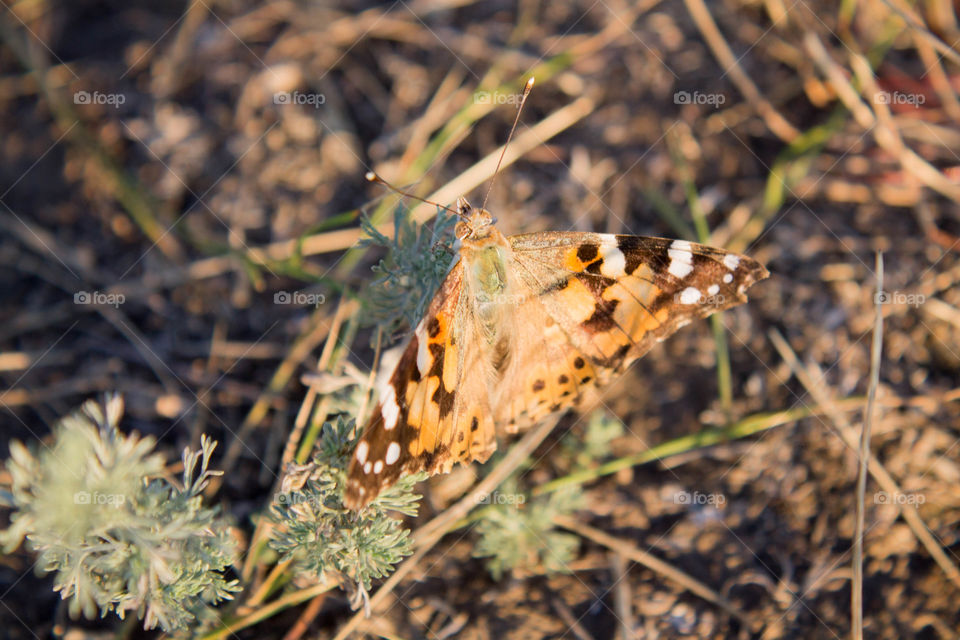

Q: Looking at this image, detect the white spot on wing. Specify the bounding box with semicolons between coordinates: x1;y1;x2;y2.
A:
679;287;701;305
416;337;430;376
363;461;372;474
723;254;740;271
373;460;383;474
375;345;404;393
668;240;694;279
723;273;733;284
381;385;400;431
599;244;626;277
707;284;720;295
385;442;401;465
355;441;368;464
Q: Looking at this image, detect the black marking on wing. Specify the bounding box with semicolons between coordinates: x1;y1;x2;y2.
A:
427;342;456;418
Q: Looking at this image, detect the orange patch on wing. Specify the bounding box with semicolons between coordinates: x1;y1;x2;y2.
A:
415;377;443;455
552;277;598;324
409;376;441;456
467;412;494;461
406;378;427;428
442;336;458;391
616;267;659;307
429;311;451;346
563;246;588;272
602;281;664;335
589;328;632;361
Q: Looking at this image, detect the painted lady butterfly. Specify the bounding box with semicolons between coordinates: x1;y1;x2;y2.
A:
344;82;767;509
343;199;768;508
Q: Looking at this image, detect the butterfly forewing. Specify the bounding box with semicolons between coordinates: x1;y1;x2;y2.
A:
497;233;767;429
509;232;768;368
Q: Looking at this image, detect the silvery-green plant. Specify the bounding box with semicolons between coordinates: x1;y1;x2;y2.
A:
473;482;583;580
269;416;424;612
1;395;239;632
359;204;456;339
472;412;622;578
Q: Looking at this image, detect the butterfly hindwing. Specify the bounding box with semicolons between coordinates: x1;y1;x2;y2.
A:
489;288;602;432
343;262;496;510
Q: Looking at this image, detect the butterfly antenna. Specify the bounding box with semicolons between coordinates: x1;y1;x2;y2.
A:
365;171;459;217
479;77;535;214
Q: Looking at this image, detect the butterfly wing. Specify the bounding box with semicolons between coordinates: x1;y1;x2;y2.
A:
344;261;497;510
489;289;603;431
497;232;768;424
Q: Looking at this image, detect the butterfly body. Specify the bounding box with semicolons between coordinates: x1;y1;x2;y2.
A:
344;197;768;510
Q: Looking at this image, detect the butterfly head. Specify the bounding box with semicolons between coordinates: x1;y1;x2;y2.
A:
454;197;497;241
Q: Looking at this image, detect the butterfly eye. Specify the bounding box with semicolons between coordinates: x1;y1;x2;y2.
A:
456;197;473;219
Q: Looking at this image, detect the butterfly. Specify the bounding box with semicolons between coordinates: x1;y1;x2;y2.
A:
343;195;768;509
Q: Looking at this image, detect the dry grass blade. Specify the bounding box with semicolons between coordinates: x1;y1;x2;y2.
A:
611;552;636;640
239;297;356;588
852;252;884;640
683;0;799;142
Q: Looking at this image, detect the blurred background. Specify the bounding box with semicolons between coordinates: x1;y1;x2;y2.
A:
2;0;960;637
